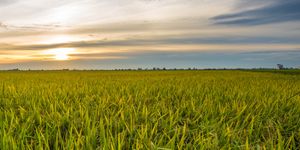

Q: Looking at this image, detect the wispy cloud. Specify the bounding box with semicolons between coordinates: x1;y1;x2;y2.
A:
1;37;300;51
0;22;65;31
212;0;300;25
0;0;17;5
0;22;8;29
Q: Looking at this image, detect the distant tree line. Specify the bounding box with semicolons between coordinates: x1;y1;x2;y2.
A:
1;64;299;71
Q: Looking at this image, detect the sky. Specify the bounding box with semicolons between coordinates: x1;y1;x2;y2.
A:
0;0;300;69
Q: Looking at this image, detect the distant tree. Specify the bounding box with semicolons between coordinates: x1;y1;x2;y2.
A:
9;68;19;71
277;64;284;70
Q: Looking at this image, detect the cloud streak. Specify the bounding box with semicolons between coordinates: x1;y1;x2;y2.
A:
212;0;300;25
1;36;300;51
0;22;65;31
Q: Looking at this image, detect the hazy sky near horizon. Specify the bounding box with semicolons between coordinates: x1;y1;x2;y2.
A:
0;0;300;69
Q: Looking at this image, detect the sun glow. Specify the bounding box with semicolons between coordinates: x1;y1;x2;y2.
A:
55;53;69;60
43;48;75;61
40;35;75;44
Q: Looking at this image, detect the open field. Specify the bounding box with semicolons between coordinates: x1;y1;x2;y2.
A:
0;70;300;149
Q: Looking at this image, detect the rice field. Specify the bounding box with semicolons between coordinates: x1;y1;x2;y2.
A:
0;70;299;149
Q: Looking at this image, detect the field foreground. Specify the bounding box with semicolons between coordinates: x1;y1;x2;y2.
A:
0;70;300;149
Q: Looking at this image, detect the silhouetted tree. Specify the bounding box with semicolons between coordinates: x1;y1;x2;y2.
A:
277;64;284;70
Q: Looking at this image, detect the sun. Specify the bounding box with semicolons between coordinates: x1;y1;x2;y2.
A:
43;48;75;61
55;53;69;60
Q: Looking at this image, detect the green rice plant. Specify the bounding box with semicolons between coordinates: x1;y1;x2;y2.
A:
0;70;299;149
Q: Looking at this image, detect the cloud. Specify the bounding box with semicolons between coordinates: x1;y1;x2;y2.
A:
212;0;300;25
0;0;17;5
1;33;300;54
1;35;300;52
0;21;65;31
0;22;8;29
240;50;300;62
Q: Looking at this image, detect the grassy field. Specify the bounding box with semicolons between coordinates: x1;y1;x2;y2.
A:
0;70;300;149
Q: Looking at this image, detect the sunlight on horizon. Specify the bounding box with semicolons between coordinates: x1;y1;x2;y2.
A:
43;48;76;61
